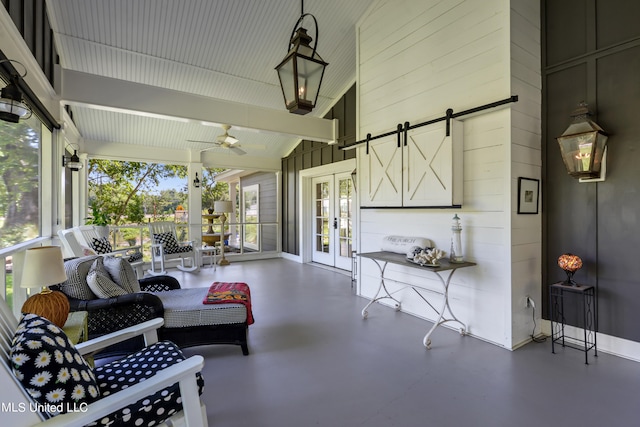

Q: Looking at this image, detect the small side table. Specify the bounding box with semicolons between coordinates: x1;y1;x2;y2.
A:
549;282;597;364
197;246;218;270
63;310;89;345
63;311;92;366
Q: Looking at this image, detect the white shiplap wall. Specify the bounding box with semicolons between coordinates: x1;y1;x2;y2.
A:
356;0;541;349
509;0;542;347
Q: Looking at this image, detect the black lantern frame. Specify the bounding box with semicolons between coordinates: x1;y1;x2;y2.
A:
62;145;83;172
275;7;328;115
0;59;32;123
556;102;609;180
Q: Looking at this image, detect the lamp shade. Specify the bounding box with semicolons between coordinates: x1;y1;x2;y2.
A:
20;246;69;327
556;102;608;179
21;246;67;288
214;200;233;213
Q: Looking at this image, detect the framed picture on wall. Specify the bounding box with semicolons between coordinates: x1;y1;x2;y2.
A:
517;177;539;214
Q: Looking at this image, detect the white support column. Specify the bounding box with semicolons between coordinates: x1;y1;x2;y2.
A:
77;153;88;227
188;163;203;246
229;180;238;245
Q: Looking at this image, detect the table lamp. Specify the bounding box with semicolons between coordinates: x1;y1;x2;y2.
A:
214;200;233;266
20;246;70;327
557;253;583;286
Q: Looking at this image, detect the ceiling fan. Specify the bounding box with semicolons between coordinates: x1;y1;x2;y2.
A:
188;124;247;155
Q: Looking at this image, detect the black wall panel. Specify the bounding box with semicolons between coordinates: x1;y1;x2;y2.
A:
281;85;356;255
545;0;589;66
594;47;640;340
543;1;640;341
596;0;640;49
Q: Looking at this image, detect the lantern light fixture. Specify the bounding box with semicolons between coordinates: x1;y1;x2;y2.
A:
275;0;328;115
556;102;609;182
62;144;83;171
193;172;201;188
0;59;32;123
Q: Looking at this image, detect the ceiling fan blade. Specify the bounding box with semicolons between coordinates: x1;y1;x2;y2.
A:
229;146;247;156
188;139;217;144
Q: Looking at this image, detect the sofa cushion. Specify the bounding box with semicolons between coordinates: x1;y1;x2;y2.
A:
89;341;204;427
154;288;247;327
102;256;141;293
87;257;127;298
58;255;100;300
9;314;100;417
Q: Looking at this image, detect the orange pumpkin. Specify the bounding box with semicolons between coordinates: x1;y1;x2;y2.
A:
22;290;70;328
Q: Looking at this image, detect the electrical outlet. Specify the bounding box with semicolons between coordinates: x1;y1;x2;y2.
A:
526;296;535;310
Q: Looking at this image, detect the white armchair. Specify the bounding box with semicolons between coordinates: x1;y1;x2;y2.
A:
58;226;144;278
148;221;198;275
1;294;208;427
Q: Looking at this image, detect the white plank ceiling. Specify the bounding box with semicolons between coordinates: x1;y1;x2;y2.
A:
46;0;375;162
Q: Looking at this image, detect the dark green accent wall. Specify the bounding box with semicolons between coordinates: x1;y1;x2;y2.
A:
543;0;640;341
281;85;356;255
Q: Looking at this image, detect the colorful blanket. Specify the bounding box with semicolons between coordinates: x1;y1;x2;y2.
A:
203;282;254;325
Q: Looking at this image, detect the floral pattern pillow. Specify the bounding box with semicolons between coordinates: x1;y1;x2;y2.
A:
9;314;100;416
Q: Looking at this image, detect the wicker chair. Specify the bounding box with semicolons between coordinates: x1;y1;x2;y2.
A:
53;256;250;359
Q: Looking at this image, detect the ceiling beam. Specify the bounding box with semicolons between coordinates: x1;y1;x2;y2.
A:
83;139;281;170
60;69;338;143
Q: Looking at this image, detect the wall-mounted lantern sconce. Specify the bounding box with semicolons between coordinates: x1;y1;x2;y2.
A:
0;59;32;123
193;172;201;188
275;0;328;115
556;102;609;182
62;146;83;171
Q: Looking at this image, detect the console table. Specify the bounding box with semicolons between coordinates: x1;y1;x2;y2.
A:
359;251;476;349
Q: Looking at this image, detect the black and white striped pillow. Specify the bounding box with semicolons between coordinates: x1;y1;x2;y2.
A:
86;257;127;299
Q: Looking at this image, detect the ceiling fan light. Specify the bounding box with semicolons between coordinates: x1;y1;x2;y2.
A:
221;134;239;145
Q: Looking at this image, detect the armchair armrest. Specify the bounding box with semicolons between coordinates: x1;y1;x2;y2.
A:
36;355;205;427
139;275;182;292
75;318;164;356
68;292;164;312
103;245;142;257
67;293;164;338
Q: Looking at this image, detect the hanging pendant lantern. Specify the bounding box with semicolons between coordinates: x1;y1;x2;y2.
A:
275;3;328;115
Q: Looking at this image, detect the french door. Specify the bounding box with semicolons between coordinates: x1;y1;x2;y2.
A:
311;172;354;270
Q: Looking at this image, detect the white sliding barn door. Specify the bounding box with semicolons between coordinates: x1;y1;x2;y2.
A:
358;135;403;207
403;120;463;206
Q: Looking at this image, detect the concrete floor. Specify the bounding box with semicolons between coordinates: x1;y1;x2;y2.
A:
163;258;640;427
